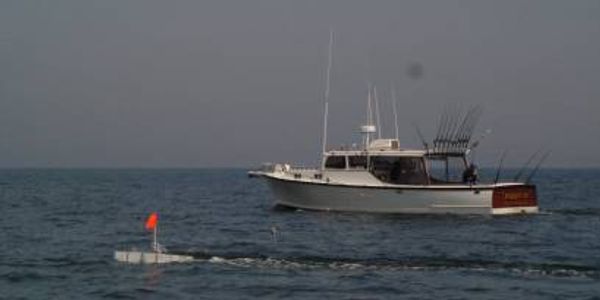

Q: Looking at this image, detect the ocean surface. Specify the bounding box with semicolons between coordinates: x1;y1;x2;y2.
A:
1;168;599;299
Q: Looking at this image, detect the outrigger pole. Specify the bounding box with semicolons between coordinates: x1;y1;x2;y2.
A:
321;29;334;170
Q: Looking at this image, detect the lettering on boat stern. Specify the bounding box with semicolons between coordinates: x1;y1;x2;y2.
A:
492;185;537;208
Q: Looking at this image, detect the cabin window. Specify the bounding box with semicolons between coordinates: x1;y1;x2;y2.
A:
348;156;367;169
369;156;427;184
427;156;467;183
325;156;346;169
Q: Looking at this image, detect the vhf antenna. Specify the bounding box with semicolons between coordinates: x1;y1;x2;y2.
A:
391;84;399;141
320;29;334;170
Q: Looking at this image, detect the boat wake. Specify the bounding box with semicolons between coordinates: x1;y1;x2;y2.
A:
549;208;600;216
168;251;599;279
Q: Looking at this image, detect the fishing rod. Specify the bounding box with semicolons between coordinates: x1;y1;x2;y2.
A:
525;151;551;184
513;149;541;181
447;106;463;153
494;150;508;184
449;109;465;153
435;105;483;154
441;106;459;153
434;106;450;153
461;106;482;150
469;128;491;151
412;122;429;151
453;108;472;150
441;109;452;153
452;105;475;153
455;106;479;152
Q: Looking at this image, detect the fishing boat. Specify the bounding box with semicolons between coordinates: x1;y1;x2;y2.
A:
249;105;539;215
249;32;540;215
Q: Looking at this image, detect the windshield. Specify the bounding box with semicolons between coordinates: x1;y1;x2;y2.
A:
324;156;346;169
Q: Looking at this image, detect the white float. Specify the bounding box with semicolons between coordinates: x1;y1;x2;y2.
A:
114;212;194;264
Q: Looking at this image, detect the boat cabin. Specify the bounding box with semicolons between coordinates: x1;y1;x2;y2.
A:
323;140;473;185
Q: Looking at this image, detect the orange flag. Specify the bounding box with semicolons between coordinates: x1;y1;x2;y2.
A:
145;212;158;231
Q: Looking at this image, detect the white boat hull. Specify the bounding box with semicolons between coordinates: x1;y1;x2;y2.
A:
264;176;538;215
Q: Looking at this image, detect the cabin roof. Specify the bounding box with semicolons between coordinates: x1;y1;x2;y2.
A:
325;149;427;157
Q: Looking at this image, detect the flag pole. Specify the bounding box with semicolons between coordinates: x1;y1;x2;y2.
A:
153;225;158;253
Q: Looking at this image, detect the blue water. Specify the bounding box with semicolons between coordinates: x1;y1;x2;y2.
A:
1;168;599;299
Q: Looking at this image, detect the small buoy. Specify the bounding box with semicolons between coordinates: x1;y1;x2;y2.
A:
114;212;193;264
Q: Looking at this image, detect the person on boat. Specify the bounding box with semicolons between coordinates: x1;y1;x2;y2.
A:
462;163;479;184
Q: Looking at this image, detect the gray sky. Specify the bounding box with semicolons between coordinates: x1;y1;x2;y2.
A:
1;0;599;168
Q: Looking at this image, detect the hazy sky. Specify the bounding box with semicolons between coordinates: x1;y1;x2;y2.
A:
1;0;599;168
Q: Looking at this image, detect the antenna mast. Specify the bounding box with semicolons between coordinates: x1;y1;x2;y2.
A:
391;84;399;141
321;29;334;170
373;86;382;139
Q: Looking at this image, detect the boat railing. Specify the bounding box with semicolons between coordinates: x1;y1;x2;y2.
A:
260;163;319;174
289;166;319;172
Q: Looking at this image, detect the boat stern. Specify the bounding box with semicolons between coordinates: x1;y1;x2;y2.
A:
491;185;538;215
